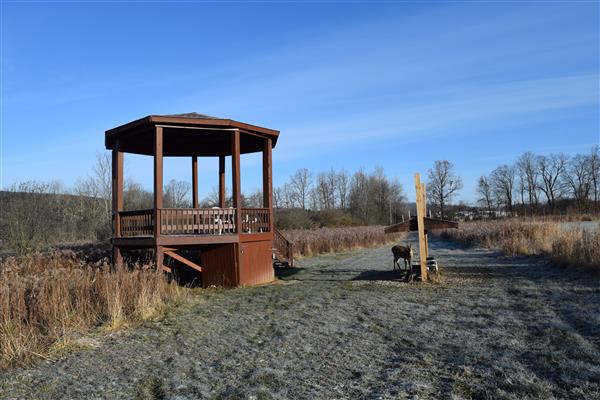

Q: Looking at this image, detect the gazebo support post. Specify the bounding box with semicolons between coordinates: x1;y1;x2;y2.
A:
263;138;273;232
231;130;242;285
154;126;164;269
219;155;226;207
111;142;124;271
192;156;198;208
231;131;241;232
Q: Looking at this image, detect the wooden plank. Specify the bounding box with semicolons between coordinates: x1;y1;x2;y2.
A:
162;264;173;273
192;156;199;208
113;236;155;247
415;173;428;281
155;246;164;271
231;130;242;286
164;250;203;273
422;182;428;261
112;144;124;238
219;155;226;208
157;234;239;246
154;127;163;237
263;138;273;232
231;131;241;233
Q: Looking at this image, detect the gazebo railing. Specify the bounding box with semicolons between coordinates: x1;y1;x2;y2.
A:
241;208;271;233
119;209;154;236
119;207;271;237
159;208;237;235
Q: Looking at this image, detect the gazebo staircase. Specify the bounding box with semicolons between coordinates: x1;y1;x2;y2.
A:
273;229;294;267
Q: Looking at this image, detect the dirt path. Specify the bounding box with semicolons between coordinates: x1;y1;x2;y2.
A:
1;235;599;399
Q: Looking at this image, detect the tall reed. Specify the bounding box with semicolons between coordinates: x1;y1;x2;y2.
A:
283;226;404;257
438;219;600;273
0;252;184;368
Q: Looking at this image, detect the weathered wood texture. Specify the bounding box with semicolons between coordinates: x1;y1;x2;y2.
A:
219;155;226;208
192;156;198;208
415;173;428;281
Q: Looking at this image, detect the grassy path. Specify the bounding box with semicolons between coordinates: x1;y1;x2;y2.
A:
1;235;599;399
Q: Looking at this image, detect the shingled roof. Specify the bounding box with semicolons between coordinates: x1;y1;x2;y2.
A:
160;112;220;120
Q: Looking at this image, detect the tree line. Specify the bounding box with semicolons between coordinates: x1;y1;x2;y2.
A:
2;145;598;253
273;167;407;227
476;146;600;216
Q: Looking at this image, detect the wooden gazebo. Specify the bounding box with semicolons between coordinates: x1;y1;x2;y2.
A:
105;113;292;287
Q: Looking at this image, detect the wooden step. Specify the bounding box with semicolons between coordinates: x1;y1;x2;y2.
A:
164;250;203;273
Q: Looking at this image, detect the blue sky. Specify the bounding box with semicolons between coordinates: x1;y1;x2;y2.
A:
1;1;598;202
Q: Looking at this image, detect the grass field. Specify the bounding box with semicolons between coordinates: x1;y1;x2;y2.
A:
1;234;598;399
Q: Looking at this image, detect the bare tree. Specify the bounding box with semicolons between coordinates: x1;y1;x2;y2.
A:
348;168;370;221
537;153;567;213
589;145;600;213
273;186;283;209
426;160;463;220
245;189;263;208
93;153;112;222
516;151;539;213
563;154;592;212
123;179;153;210
282;183;295;208
314;170;337;210
476;174;494;212
163;179;191;208
491;165;516;214
72;153;112;237
289;168;312;210
336;169;349;210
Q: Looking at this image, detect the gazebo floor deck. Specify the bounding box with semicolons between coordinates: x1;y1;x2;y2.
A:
112;231;272;247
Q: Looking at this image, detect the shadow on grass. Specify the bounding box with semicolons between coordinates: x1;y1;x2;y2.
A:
351;269;409;282
274;266;306;279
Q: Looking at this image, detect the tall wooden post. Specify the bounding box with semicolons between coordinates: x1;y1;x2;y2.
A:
422;182;429;261
231;131;241;233
415;173;428;281
263;138;273;232
192;156;198;208
111;141;124;270
154;127;164;269
219;155;226;208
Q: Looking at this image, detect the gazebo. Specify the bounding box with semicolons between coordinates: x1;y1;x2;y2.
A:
105;113;292;287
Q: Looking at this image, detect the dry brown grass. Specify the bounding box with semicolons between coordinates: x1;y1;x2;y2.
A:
283;226;404;257
439;220;560;256
439;219;600;273
0;251;186;369
551;228;600;272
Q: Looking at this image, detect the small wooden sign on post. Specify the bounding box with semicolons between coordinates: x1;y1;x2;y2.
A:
414;173;428;281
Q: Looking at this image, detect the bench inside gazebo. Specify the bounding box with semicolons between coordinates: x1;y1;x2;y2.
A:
105;113;293;287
